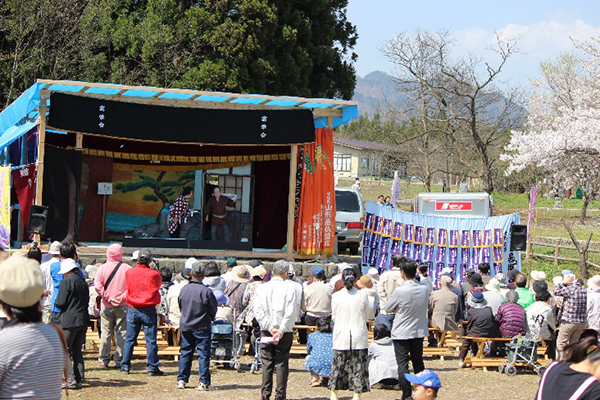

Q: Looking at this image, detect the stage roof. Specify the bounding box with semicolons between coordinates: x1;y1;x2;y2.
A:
0;80;359;151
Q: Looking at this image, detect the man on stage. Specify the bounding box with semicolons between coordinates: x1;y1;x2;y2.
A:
169;187;194;238
204;187;235;241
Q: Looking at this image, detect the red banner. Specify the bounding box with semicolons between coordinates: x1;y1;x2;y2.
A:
12;164;36;228
295;128;336;256
435;201;472;211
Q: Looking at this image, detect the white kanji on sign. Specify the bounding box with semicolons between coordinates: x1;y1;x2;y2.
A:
260;132;267;138
99;105;106;112
99;114;105;120
19;168;29;178
99;122;105;128
261;124;267;130
261;115;268;122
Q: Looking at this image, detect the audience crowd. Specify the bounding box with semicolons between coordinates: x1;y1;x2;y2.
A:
3;242;600;400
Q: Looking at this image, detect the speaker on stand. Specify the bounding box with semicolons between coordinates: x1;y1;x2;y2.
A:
27;205;49;236
510;224;527;251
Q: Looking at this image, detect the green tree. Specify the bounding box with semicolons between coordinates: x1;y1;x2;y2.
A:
115;170;195;208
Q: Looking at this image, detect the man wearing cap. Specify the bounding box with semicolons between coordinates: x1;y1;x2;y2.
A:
55;257;90;389
177;262;218;391
404;369;442;400
94;243;132;368
458;291;499;366
0;257;66;398
376;254;405;330
254;259;302;400
39;240;61;323
222;257;237;283
554;271;587;360
120;250;164;376
302;266;333;326
50;241;83;324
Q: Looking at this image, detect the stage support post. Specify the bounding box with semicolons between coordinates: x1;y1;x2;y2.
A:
286;145;298;259
34;97;48;244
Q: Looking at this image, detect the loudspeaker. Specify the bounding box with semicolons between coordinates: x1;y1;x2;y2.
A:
510;224;527;251
28;205;49;235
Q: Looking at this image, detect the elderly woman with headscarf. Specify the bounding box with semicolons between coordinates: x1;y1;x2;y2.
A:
458;291;499;367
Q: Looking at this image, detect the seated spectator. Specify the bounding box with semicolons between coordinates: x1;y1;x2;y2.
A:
491;290;526;356
515;273;535;309
367;268;380;292
357;275;378;321
458;292;499;367
477;263;492;285
465;273;486;308
441;272;463;321
483;278;505;316
417;264;433;292
506;265;519;283
222;257;237;283
368;324;398;388
302;266;333;325
305;317;333;387
527;281;556;360
495;273;509;296
460;268;476;299
330;263;352;290
204;261;226;293
530;270;548;288
428;275;459;343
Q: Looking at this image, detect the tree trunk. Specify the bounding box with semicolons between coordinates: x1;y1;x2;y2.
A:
581;196;590;225
579;252;589;280
153;171;169;205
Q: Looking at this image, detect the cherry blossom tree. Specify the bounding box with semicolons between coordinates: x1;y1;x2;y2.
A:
503;42;600;225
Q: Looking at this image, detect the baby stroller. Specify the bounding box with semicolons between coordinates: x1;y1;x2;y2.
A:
498;334;547;376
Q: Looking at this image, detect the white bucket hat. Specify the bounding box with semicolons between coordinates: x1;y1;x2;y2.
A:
485;278;501;292
531;270;547;282
588;275;600;291
58;259;79;275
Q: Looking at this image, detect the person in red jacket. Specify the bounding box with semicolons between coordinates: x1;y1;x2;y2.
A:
120;250;164;376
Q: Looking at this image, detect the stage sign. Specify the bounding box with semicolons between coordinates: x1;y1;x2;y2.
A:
435;201;472;211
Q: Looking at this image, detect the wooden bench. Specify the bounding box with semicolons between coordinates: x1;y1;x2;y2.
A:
461;337;512;359
466;356;550;372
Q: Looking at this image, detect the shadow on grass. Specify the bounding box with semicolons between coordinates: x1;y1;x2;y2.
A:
84;377;147;388
213;383;261;390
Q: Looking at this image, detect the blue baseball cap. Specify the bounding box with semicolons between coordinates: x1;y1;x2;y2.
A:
562;269;574;276
311;265;325;277
404;369;442;388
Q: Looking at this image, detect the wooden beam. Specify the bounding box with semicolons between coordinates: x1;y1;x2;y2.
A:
34;97;48;243
286;145;299;259
75;133;83;150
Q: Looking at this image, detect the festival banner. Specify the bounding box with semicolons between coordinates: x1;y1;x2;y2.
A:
373;216;383;234
361;202;522;281
363;230;372;248
364;212;375;231
0;167;11;249
391;170;401;207
382;219;392;237
12;164;36;229
527;186;537;234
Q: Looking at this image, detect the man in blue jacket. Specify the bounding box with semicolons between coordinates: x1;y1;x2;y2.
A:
177;262;218;391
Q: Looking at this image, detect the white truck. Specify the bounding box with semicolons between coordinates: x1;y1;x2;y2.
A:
413;192;493;218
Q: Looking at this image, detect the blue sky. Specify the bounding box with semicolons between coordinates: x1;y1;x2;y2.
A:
347;0;600;87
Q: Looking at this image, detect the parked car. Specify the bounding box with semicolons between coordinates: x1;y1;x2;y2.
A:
335;188;364;255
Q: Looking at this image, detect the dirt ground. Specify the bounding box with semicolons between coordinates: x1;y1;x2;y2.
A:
68;354;540;400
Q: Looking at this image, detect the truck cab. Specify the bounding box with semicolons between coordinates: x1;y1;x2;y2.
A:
413;192;493;218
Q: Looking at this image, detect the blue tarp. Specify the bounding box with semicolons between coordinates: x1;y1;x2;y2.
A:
0;84;40;149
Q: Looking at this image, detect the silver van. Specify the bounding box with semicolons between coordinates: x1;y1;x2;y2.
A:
335;188;364;255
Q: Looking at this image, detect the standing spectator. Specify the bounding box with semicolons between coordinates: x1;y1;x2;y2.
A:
0;256;66;398
254;260;302;400
305;317;334;387
368;324;398;388
515;273;535;310
26;244;42;264
458;292;499;367
55;258;90;389
376;254;405;330
483;278;506;316
224;265;251;318
39;241;61;324
167;266;191;330
417;264;433;292
242;266;267;347
120;250;164;376
428;275;459;346
94;243;131;368
50;242;81;324
329;268;370;399
302;266;333;325
176;262;218;391
555;273;588;360
587;275;600;340
158;267;173;324
357;275;379;321
204;261;226;293
477;263;492;285
528;281;557;360
385;258;429;400
222;257;237;283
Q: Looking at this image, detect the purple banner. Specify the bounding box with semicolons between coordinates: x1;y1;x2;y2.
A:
437;229;448;247
374;216;383;234
368;248;379;265
414;226;424;244
461;247;470;265
494;228;504;247
371;233;381;249
483;230;492;247
473;230;482;248
413;244;423;261
402;241;412;257
449;247;458;264
363;231;372;248
376;252;389;273
423;245;435;262
481;247;491;264
425;228;436;246
381;237;391;253
428;262;435;282
436;246;446;263
459;264;467;282
461;230;470;248
364;212;374;231
494;263;503;275
493;246;504;263
382;219;392;237
472;247;481;265
449;230;459;248
391;239;401;254
404;224;414;242
392;222;403;240
362;247;370;265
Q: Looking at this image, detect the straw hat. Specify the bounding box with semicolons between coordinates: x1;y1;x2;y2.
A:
588;275;600;291
357;275;373;289
251;266;267;279
531;270;547;282
231;265;251;283
0;256;44;308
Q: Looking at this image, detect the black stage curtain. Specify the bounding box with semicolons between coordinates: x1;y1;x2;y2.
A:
48;93;315;145
253;159;290;249
42;145;82;242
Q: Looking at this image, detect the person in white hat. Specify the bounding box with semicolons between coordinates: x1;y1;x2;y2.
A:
0;256;67;398
224;265;251;317
587;275;600;339
483;278;505;316
55;257;90;389
329;263;352;290
39;240;62;323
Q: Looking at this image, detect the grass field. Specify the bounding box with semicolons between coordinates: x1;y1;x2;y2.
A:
339;178;600;279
